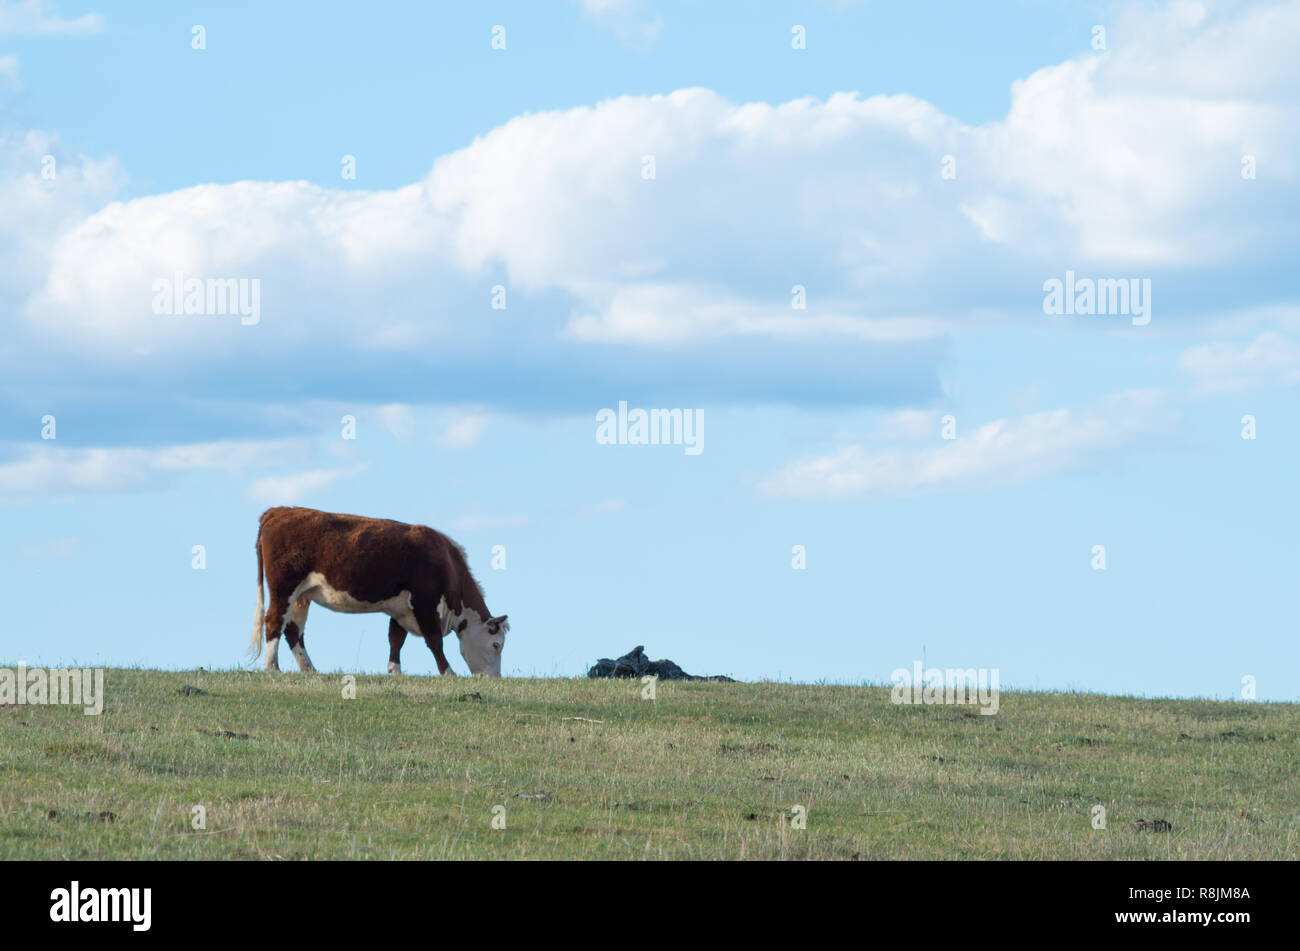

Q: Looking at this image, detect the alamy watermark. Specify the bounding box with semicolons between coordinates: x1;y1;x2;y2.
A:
50;881;150;931
890;661;999;715
0;664;104;715
1042;270;1150;326
596;401;703;455
152;272;260;325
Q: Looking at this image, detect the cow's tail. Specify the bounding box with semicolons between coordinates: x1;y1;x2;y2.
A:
249;534;265;660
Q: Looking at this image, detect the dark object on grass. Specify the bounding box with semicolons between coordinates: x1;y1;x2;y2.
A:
1132;818;1173;832
178;685;205;696
587;645;735;682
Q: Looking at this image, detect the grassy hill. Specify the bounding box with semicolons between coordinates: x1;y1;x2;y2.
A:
2;668;1296;859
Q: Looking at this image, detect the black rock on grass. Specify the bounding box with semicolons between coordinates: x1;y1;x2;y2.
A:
587;645;735;682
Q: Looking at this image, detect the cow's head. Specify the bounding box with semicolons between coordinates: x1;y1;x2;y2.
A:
456;613;508;677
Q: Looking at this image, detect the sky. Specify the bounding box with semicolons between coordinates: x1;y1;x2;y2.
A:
1;0;1297;699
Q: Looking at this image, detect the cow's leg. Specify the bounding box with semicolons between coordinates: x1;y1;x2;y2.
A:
263;589;291;672
413;604;456;676
387;618;407;675
283;596;317;673
426;634;455;676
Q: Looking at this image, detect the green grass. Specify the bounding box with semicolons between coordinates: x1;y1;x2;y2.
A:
2;668;1298;859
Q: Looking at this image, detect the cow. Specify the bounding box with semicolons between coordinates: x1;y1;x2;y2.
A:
249;506;508;676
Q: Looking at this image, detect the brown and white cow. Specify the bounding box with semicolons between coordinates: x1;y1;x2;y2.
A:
249;506;508;676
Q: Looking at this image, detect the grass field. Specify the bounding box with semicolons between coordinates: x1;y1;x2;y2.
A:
2;668;1297;859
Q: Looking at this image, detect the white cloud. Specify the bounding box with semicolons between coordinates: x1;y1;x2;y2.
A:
377;403;416;440
5;0;1295;416
436;409;492;449
875;409;938;441
577;0;630;12
1178;331;1300;392
376;403;493;448
26;179;445;356
425;88;964;309
247;464;367;504
0;128;123;309
18;87;970;356
573;0;661;48
0;1;102;36
563;283;947;345
758;390;1175;498
0;438;305;497
966;1;1299;265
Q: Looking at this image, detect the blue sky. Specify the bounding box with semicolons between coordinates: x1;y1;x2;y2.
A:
1;0;1297;699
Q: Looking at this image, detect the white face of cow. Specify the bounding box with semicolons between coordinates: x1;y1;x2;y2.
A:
457;613;508;677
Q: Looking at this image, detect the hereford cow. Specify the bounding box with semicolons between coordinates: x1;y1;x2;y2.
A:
249;506;508;676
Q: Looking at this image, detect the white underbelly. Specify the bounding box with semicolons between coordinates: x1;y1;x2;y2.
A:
294;572;419;628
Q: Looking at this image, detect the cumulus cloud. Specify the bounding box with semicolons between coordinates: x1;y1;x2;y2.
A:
25;179;447;357
0;128;123;310
977;0;1299;266
24;2;1299;371
2;0;1295;432
425;87;969;334
758;390;1176;498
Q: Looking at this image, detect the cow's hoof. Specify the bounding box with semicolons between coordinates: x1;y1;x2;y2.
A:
387;662;402;675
